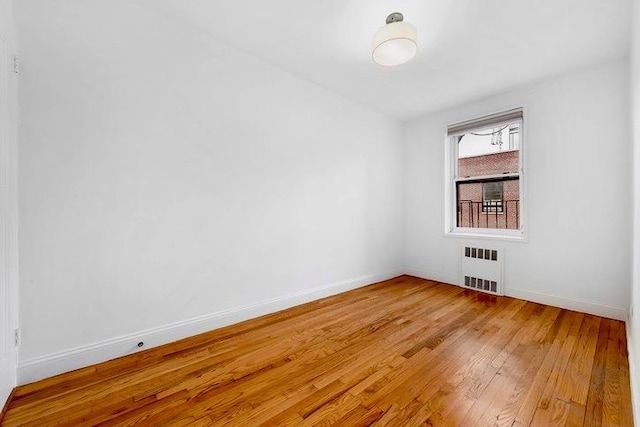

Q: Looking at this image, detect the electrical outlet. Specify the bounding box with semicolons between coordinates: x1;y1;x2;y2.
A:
14;328;19;346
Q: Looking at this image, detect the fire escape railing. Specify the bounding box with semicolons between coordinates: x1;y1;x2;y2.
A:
457;200;520;230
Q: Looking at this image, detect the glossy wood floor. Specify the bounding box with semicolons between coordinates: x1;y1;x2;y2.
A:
1;276;633;426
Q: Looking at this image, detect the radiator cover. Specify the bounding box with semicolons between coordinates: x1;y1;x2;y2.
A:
460;246;504;296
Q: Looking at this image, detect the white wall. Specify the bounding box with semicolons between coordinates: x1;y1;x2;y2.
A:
404;60;631;320
0;0;19;407
628;0;640;422
14;0;403;381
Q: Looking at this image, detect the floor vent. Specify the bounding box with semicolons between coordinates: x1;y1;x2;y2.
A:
461;246;504;296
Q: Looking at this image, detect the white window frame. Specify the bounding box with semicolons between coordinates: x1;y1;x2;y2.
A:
444;108;527;241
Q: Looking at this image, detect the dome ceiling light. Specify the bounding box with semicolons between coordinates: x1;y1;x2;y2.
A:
372;12;418;67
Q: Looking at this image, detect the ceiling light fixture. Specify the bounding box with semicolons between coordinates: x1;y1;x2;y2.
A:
372;12;417;67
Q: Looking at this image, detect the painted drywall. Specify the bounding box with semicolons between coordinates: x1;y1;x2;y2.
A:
15;0;403;371
404;60;631;320
0;0;19;407
629;0;640;422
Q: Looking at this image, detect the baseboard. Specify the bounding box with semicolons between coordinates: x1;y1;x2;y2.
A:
403;266;459;287
17;270;403;385
0;388;15;424
627;320;640;427
505;287;627;321
403;266;627;321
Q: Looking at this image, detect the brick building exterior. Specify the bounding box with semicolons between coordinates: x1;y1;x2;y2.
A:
457;150;520;230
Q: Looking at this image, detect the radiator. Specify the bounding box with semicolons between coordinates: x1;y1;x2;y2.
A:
460;246;504;296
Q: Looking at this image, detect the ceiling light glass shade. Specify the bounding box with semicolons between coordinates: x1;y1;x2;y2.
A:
372;20;417;66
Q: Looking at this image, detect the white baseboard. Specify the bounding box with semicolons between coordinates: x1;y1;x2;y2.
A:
627;318;640;427
504;287;627;321
403;266;627;321
0;387;11;418
17;270;403;385
404;266;459;287
0;362;15;414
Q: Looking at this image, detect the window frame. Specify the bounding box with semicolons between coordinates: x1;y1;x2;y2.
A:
444;108;527;241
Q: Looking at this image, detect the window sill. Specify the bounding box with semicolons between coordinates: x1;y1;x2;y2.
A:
444;228;527;242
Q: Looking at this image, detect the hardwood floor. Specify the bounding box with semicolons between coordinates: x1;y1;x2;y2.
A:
1;276;633;426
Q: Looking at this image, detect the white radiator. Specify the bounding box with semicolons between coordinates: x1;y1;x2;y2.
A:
460;246;504;296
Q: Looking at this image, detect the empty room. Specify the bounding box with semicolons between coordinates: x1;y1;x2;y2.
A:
0;0;639;425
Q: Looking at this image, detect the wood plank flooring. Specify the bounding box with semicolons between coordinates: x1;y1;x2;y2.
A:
1;275;633;426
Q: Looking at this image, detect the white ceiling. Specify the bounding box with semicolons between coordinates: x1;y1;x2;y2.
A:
136;0;632;121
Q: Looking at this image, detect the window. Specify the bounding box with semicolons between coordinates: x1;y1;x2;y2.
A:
445;108;524;238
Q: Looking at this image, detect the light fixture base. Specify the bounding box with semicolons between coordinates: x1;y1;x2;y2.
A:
385;12;404;24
